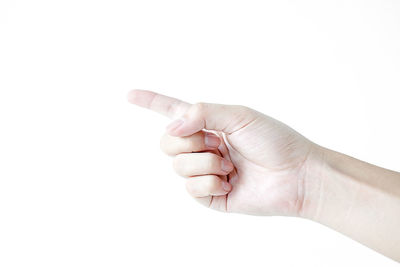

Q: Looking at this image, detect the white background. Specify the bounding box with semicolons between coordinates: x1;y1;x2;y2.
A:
0;0;399;266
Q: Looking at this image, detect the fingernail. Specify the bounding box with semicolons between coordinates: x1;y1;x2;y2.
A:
222;181;232;192
204;132;220;148
221;159;233;173
166;118;185;132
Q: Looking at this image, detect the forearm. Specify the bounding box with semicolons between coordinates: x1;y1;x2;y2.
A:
302;145;400;262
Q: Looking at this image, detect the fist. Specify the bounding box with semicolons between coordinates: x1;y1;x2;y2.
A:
160;130;234;204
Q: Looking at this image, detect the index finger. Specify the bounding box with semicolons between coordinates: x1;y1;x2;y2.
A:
127;89;191;119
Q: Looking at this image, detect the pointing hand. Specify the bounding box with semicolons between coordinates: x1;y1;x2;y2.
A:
128;90;316;216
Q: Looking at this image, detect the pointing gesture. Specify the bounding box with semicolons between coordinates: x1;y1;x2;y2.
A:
127;89;191;120
128;89;400;262
127;89;314;215
128;89;258;137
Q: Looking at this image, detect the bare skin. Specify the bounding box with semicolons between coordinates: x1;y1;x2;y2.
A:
127;89;400;262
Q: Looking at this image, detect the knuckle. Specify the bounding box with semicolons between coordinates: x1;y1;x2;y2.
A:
172;155;185;175
185;181;193;191
191;102;208;115
234;104;252;114
185;181;198;196
159;133;170;154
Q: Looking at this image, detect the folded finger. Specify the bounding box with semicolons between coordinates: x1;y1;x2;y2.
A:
173;152;234;177
185;175;232;197
160;131;221;156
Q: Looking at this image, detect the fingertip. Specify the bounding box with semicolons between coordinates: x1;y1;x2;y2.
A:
126;89;138;103
204;132;221;148
221;158;234;173
127;89;156;107
222;181;232;193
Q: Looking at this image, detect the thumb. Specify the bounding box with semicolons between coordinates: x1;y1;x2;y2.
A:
166;102;258;137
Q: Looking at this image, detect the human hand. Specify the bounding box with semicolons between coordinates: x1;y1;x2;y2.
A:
127;90;318;217
128;90;400;261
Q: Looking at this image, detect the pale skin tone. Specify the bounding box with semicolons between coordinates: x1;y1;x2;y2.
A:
127;89;400;262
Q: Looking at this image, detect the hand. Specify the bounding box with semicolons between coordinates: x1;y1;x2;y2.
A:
128;89;317;217
128;90;400;261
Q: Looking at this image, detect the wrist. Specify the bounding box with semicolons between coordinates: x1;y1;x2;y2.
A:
298;145;379;222
297;144;330;220
297;143;400;262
